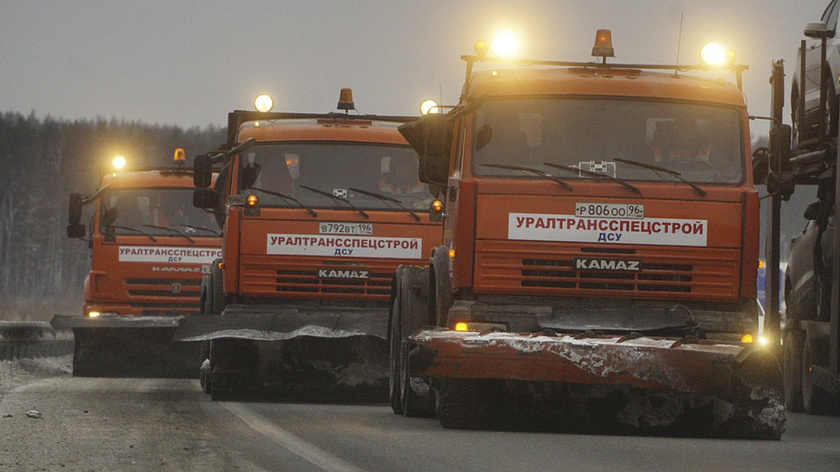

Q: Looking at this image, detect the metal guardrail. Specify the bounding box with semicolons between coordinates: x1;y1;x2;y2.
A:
0;321;74;361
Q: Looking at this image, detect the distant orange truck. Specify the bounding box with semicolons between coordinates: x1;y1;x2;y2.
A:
53;155;221;377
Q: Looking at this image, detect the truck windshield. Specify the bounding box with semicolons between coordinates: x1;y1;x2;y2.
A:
100;188;219;236
472;98;744;184
237;143;434;211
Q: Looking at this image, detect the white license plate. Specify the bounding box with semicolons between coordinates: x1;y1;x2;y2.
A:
575;203;644;219
318;222;374;235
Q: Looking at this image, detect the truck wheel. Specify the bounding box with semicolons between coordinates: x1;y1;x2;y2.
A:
802;336;834;415
397;265;432;417
783;330;804;412
389;271;404;415
209;259;224;316
430;246;452;327
200;275;212;315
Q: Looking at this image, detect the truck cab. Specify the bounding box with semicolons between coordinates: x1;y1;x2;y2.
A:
411;46;759;341
80;170;221;317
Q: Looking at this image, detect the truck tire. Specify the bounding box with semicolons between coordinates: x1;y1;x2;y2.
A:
389;267;405;415
209;259;224;316
430;246;451;327
200;275;212;315
397;266;434;417
783;329;804;412
802;335;834;415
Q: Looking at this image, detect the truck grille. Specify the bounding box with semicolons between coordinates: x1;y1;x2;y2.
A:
475;241;739;300
521;259;692;293
274;269;392;296
125;278;201;299
241;256;396;301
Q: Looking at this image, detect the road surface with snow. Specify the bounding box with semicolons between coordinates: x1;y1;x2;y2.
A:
1;357;839;471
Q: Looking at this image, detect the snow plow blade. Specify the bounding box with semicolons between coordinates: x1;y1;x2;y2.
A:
173;305;389;402
50;315;201;378
410;330;785;439
172;305;387;342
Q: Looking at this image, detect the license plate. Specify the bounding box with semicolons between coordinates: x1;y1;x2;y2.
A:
575;203;644;219
318;222;374;235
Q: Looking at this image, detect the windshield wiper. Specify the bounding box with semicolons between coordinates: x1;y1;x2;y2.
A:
178;224;222;237
142;224;195;243
612;158;706;197
299;184;369;219
106;225;157;242
543;162;641;195
349;187;421;221
479;163;573;190
249;186;318;217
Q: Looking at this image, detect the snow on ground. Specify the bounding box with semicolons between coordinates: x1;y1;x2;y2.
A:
0;355;72;406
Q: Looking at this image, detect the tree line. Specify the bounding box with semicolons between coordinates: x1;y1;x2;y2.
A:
0;111;225;320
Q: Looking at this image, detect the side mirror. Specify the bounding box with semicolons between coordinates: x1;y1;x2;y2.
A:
398;114;452;190
194;154;213;188
102;207;119;227
66;223;86;239
805;21;833;39
240;164;261;190
767;171;796;200
193;189;218;209
770;123;792;172
68;193;84;225
751;147;769;184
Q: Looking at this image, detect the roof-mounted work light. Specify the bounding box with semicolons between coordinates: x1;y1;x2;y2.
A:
112;155;126;170
491;31;520;59
420;99;440;115
254;94;274;113
700;42;736;67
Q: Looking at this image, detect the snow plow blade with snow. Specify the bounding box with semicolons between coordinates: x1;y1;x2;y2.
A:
173;305;389;401
406;329;784;439
51;315;201;378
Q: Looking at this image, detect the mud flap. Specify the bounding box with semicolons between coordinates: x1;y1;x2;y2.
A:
415;330;785;439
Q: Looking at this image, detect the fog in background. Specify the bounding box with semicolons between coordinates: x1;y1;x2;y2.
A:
0;0;830;133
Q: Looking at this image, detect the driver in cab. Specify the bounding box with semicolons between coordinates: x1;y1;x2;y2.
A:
649;119;712;164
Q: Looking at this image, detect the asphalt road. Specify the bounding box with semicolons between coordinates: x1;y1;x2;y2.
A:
2;370;839;471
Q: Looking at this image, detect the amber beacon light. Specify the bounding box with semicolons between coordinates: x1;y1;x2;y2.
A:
592;29;615;60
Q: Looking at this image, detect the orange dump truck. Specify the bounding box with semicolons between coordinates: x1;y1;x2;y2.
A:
390;32;785;438
52;154;221;377
174;91;443;400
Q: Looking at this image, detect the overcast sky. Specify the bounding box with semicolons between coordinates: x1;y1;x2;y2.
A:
0;0;830;135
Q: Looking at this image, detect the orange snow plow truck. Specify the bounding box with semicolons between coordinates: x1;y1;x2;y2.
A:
390;31;785;439
173;90;442;400
52;152;222;377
